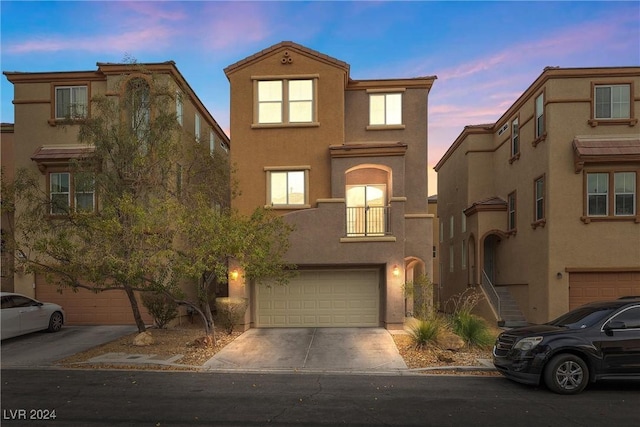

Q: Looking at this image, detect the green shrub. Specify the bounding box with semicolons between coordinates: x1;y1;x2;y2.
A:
451;311;494;348
215;297;248;334
409;317;443;350
141;292;178;329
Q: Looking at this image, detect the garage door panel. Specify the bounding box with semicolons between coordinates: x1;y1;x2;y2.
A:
256;269;380;327
36;276;152;325
569;272;640;309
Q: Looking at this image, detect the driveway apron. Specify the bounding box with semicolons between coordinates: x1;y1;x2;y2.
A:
204;328;407;372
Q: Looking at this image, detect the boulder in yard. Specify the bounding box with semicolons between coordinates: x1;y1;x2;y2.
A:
133;331;154;346
437;331;465;351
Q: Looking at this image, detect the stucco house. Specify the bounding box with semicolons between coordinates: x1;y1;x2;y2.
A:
224;41;436;330
3;61;230;325
435;66;640;326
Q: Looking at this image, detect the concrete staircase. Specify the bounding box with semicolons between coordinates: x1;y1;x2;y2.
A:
494;286;528;327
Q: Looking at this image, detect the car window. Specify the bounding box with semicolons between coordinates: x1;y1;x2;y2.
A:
607;306;640;329
1;296;13;309
11;296;37;308
548;306;617;329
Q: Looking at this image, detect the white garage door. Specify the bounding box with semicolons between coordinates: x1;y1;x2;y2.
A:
256;269;380;327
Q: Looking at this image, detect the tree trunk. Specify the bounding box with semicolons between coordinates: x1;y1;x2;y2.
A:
123;284;147;333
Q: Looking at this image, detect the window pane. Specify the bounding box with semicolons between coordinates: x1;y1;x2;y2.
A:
386;93;402;124
615;172;636;216
588;195;608;216
55;88;71;118
287;171;305;205
259;103;282;124
288;80;312;101
258;81;282;102
51;173;70;193
289;101;312;122
595;86;611;119
587;173;608;216
611;85;630;119
369;94;385;125
71;86;88;117
270;172;287;204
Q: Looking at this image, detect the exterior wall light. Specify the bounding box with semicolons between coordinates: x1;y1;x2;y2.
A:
230;269;239;281
392;265;400;277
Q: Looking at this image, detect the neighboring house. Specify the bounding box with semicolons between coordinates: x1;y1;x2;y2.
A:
3;62;230;325
435;66;640;326
1;123;15;292
224;41;436;330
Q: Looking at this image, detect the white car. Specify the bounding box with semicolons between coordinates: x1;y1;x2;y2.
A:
1;292;65;340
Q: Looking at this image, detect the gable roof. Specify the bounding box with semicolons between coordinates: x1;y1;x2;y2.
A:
224;41;350;78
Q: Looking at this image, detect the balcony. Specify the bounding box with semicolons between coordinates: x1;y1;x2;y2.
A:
345;206;391;237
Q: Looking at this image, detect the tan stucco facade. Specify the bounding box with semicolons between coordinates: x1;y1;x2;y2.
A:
435;67;640;324
225;42;436;329
3;62;229;324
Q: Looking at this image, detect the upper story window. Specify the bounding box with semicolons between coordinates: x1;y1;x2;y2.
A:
195;114;201;142
126;78;150;143
209;130;215;155
587;171;637;218
535;93;545;139
265;167;309;208
595;84;630;119
256;78;315;125
369;93;402;126
449;215;454;238
49;171;95;215
176;92;183;125
510;117;520;160
55;86;88;119
533;175;545;227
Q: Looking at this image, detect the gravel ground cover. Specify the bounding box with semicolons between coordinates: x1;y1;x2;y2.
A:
58;323;498;375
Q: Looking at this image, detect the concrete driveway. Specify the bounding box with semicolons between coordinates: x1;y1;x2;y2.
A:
204;328;407;373
1;325;137;368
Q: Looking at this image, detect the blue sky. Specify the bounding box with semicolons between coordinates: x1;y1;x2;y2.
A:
2;1;639;194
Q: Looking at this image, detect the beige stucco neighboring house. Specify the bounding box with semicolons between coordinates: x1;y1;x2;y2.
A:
435;66;640;326
3;62;230;325
224;41;436;330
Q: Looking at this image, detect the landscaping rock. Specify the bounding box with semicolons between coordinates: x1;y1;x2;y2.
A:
437;331;465;351
133;331;154;346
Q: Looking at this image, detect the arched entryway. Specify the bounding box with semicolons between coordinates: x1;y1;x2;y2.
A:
404;257;431;318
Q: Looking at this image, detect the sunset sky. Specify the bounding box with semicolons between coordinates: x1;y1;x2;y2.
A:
2;1;639;195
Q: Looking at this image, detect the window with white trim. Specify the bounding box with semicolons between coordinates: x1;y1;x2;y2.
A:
587;173;608;216
195;114;201;142
534;176;545;223
587;171;637;217
176;92;183;125
369;93;402;126
535;93;544;139
511;117;519;157
508;191;517;231
595;84;630;119
49;172;95;215
55;86;88;119
449;245;454;272
257;79;314;124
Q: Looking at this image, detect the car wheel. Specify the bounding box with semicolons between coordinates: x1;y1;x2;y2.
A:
544;354;589;395
47;311;63;332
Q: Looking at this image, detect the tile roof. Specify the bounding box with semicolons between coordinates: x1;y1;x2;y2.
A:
572;136;640;172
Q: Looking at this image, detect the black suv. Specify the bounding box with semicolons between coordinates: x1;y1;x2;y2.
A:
493;297;640;394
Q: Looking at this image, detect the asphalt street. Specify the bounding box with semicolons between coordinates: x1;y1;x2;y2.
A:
2;369;639;427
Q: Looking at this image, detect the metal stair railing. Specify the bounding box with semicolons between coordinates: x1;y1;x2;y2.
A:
481;270;501;321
